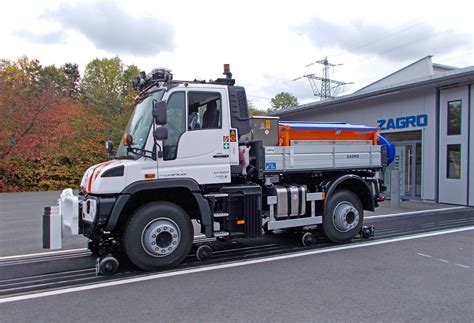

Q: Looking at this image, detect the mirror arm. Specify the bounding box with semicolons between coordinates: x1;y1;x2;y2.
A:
152;122;163;157
127;146;156;160
107;149;117;160
152;122;165;158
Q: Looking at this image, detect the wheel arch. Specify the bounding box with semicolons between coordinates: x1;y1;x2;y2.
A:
324;174;374;214
105;178;212;237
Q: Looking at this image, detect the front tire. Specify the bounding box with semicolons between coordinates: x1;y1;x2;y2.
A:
323;190;363;244
123;202;193;271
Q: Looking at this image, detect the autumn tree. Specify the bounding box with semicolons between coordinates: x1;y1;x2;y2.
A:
0;56;142;191
269;92;298;112
0;57;72;159
0;57;104;191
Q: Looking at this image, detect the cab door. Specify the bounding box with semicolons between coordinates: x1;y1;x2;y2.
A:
158;88;231;184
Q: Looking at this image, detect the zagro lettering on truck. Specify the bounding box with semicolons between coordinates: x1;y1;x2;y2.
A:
346;154;360;159
377;114;428;130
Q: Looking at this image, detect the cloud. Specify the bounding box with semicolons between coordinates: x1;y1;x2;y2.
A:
294;18;471;61
15;30;67;44
42;1;175;56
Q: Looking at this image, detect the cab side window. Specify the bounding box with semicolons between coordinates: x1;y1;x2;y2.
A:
163;92;185;160
188;92;222;130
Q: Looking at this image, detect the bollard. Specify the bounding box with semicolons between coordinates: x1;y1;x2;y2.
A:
390;169;400;208
43;206;62;249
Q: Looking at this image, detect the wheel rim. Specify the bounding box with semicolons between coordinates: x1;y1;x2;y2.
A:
141;218;181;257
333;201;360;232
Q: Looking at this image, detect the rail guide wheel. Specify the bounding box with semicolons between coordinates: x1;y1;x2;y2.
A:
96;254;119;276
196;244;213;261
301;231;316;247
360;225;375;239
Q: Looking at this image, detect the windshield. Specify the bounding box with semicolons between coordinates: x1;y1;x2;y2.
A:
117;90;165;159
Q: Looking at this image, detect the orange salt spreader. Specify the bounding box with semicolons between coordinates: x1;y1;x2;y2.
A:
278;121;379;146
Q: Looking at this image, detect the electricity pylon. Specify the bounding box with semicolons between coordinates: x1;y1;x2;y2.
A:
294;57;352;100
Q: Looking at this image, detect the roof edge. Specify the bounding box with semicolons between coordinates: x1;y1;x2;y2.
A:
272;66;474;117
354;56;433;94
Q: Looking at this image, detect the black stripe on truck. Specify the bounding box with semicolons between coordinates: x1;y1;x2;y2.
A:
286;186;291;216
297;186;303;216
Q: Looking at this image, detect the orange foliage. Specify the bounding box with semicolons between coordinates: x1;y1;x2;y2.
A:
0;57;107;191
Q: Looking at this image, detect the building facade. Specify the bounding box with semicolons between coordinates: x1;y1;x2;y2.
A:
274;57;474;206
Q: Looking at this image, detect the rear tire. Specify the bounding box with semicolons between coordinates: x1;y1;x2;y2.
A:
323;190;363;244
123;202;193;271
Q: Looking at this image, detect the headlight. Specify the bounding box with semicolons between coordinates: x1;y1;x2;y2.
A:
82;199;97;222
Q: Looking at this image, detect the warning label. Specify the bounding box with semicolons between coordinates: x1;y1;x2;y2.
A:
230;129;237;142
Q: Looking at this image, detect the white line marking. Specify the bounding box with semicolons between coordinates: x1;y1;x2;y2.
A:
0;248;88;261
416;253;432;258
366;206;468;220
438;258;450;263
454;263;470;269
0;226;473;304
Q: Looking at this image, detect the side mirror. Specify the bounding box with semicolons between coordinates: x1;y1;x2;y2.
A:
152;100;167;125
123;134;133;147
105;140;114;153
153;127;168;140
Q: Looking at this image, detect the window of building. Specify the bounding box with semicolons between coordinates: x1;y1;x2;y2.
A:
163;92;186;160
187;92;222;130
447;100;462;135
446;144;461;179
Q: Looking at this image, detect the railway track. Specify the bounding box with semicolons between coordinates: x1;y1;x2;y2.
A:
1;208;472;299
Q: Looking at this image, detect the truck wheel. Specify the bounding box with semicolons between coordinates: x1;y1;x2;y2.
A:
123;202;193;271
323;190;363;244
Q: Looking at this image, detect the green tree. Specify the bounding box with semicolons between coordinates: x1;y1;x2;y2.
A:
269;92;298;112
81;57;140;144
81;57;124;114
61;63;81;98
121;64;140;107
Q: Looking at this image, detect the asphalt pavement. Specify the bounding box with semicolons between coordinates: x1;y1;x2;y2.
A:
1;229;472;322
0;191;86;257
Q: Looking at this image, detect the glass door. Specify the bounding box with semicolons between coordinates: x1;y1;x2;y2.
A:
404;144;414;197
384;140;422;200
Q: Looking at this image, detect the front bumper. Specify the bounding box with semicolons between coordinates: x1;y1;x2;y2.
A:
43;189;119;249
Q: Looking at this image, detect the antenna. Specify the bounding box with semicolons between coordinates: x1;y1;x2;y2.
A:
296;57;352;100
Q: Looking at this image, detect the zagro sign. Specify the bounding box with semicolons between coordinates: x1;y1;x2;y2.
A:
377;114;428;130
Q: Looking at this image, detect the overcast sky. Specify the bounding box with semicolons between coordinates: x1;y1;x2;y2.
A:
2;0;473;110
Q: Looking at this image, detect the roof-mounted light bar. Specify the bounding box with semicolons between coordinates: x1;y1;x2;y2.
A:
132;68;173;91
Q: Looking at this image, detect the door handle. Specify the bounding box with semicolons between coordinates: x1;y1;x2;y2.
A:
213;154;229;158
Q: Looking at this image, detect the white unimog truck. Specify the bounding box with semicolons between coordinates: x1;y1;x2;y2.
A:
44;65;392;275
